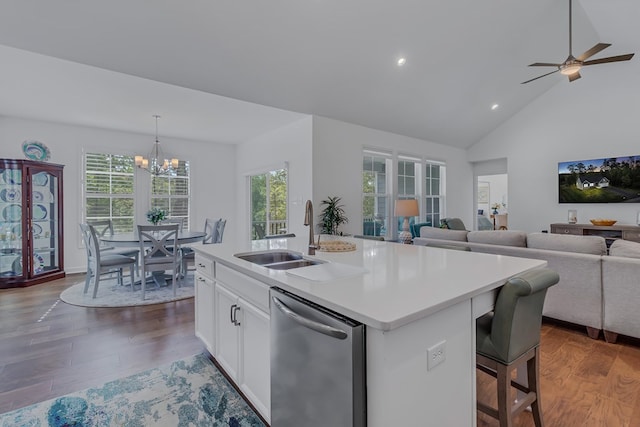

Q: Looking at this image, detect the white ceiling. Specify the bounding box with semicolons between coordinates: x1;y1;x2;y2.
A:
0;0;637;147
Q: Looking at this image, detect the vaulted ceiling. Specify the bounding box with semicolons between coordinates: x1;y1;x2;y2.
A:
0;0;637;147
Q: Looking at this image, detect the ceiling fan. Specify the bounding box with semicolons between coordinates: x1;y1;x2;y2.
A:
521;0;634;84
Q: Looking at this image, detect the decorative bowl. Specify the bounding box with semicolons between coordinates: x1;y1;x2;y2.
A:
590;219;617;226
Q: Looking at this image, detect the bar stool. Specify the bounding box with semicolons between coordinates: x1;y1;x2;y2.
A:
476;268;559;427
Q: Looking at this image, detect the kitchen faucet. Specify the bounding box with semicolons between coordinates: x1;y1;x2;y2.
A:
304;200;317;255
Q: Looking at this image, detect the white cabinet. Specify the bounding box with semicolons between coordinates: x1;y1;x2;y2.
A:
195;272;215;353
195;254;216;354
214;283;240;379
238;294;270;419
214;275;271;422
194;257;271;423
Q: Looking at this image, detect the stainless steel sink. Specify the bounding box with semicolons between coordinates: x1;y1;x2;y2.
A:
234;250;326;270
263;259;324;270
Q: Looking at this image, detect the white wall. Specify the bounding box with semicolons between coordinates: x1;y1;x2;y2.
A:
468;63;640;232
236;116;313;243
0;116;236;273
312;116;473;236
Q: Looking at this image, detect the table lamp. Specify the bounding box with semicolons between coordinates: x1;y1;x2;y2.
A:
395;199;419;244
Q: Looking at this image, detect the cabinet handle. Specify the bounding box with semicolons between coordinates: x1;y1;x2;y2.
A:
198;263;206;268
234;306;241;326
230;304;237;324
197;276;206;282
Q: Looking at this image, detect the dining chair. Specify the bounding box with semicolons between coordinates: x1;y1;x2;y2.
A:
88;219;140;276
181;218;220;274
80;223;137;298
138;224;180;300
159;217;184;231
476;268;559;427
215;219;227;243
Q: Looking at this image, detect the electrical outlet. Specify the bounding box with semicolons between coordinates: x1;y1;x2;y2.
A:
427;340;446;370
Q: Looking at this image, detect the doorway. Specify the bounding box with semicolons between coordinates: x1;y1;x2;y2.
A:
476;174;508;230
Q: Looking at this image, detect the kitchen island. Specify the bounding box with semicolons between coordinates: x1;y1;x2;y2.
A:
193;236;546;426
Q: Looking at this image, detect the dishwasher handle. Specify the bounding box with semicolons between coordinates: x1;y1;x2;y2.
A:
272;296;348;340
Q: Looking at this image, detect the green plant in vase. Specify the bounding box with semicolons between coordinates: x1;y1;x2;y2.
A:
319;196;348;235
146;207;167;225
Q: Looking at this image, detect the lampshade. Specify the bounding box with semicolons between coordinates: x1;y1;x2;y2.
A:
395;199;419;217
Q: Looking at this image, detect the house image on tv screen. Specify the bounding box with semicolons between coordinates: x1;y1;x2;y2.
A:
576;173;610;190
558;156;640;203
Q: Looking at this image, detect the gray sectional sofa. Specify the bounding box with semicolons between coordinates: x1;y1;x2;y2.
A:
414;228;640;343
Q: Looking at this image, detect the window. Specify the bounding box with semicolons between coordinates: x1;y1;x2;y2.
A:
362;150;391;237
362;149;446;238
84;153;135;233
424;161;445;227
150;161;191;229
397;155;422;230
250;168;288;239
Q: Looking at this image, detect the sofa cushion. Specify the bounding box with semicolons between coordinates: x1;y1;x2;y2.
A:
467;230;527;247
419;227;468;241
441;218;467;230
609;239;640;258
527;232;607;256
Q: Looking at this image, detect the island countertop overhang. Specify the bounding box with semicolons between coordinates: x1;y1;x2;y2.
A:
192;236;547;331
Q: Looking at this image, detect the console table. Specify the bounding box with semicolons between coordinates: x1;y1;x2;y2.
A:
550;223;640;247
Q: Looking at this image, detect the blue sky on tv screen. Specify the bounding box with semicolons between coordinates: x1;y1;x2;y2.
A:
558;156;638;174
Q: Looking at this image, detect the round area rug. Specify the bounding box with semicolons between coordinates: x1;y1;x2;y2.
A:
60;273;194;308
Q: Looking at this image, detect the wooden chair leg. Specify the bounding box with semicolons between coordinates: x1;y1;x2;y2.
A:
527;348;544;427
496;363;513;427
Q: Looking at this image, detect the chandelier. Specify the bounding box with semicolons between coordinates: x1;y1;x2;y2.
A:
135;115;179;176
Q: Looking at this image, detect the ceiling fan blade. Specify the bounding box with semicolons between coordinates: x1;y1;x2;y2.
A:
568;72;581;82
521;69;560;84
576;43;611;61
528;62;562;67
583;53;634;66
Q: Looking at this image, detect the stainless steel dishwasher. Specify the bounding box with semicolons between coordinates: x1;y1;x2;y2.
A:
270;287;366;427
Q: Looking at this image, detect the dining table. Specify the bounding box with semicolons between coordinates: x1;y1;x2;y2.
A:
101;230;206;287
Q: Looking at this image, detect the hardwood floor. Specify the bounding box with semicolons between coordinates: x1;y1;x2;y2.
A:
2;275;640;426
0;274;205;413
477;321;640;427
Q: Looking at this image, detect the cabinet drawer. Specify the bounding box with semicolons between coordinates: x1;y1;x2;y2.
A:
551;226;581;235
622;230;640;242
195;254;214;277
216;264;270;312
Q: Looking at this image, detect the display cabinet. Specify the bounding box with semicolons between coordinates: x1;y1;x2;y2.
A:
0;159;65;287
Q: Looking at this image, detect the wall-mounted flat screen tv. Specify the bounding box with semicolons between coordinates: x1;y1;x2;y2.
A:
558;156;640;203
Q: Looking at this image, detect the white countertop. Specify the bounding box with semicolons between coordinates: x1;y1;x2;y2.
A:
193;236;546;331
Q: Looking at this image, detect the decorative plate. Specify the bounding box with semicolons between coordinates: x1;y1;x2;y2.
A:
11;223;22;237
2;169;22;185
0;188;21;203
32;223;43;238
2;204;22;221
11;254;45;275
22;140;51;161
33;204;47;220
32;173;49;186
32;190;44;202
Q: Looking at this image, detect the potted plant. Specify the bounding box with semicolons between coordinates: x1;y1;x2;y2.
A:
146;207;167;225
319;196;348;235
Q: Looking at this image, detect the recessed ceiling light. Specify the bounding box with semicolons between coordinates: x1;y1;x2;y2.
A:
397;57;407;66
491;104;499;110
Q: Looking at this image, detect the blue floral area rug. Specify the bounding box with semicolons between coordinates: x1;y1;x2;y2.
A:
60;272;195;308
0;353;266;427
